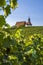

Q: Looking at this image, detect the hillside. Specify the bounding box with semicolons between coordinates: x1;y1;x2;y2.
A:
10;26;43;35
20;26;43;35
3;26;43;38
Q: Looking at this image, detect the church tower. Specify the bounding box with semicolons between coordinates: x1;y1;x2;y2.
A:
28;17;32;25
28;17;31;22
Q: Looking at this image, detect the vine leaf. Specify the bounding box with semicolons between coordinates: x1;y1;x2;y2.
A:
0;15;6;27
10;0;18;9
4;5;11;17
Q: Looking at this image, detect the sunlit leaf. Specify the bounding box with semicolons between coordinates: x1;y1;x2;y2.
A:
4;5;11;17
10;0;18;9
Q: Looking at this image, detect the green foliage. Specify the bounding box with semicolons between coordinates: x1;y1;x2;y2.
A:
4;5;11;17
0;0;18;30
0;15;6;27
14;29;43;65
0;0;6;7
0;0;18;17
4;23;10;28
10;0;18;9
0;0;18;65
0;27;43;65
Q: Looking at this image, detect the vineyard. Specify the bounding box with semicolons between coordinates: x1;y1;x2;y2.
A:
0;26;43;65
10;26;43;35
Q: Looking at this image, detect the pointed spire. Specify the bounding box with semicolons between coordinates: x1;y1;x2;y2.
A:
28;17;32;25
28;17;30;22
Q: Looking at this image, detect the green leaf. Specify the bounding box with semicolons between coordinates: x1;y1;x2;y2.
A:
0;0;6;7
8;55;17;60
4;5;11;17
3;35;15;48
10;0;18;9
0;15;6;27
0;32;5;47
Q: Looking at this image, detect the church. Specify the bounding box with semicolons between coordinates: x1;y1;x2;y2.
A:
15;18;32;27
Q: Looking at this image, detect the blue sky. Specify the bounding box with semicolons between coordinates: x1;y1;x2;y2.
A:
4;0;43;26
